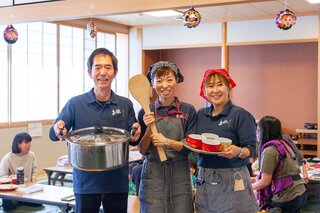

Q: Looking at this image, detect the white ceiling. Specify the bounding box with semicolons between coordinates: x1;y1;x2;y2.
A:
96;0;320;27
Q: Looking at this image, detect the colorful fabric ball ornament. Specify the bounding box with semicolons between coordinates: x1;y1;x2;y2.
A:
183;7;201;28
87;20;97;38
275;9;296;30
3;25;18;44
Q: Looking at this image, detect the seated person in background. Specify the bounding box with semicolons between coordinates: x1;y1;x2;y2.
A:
251;134;309;181
51;155;70;186
131;159;143;195
0;132;40;211
282;134;309;184
252;116;307;213
51;173;66;186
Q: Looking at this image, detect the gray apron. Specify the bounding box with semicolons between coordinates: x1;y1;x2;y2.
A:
139;113;193;213
195;166;258;213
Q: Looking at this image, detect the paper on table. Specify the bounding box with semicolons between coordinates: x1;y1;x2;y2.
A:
20;184;44;194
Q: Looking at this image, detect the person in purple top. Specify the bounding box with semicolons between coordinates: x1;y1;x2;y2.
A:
195;68;258;213
252;116;307;213
49;48;141;213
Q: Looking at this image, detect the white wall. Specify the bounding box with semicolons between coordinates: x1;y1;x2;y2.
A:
142;22;222;49
228;16;319;43
141;15;319;50
129;27;143;116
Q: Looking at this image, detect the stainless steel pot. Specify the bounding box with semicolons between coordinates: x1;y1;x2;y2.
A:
65;126;131;171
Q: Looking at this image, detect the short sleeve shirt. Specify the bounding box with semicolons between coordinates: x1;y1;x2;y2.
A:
261;145;306;202
196;101;257;169
49;89;137;194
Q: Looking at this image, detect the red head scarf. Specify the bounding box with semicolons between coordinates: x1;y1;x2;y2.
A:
199;69;236;102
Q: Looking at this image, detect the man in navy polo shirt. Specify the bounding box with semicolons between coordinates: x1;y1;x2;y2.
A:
49;48;141;213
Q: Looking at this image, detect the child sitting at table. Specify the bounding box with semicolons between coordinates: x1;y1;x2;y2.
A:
0;132;42;211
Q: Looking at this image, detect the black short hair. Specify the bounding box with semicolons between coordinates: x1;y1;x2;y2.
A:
87;48;118;74
12;132;32;153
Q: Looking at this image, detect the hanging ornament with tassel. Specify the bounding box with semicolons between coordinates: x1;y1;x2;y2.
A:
3;24;18;44
87;20;97;38
87;4;97;38
275;0;296;30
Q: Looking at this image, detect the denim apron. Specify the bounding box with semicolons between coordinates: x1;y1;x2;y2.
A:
195;166;258;213
139;111;193;213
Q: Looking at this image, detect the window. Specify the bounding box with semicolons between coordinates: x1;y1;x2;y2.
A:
59;25;118;110
96;32;116;92
11;22;58;122
0;22;128;125
59;25;84;110
115;33;129;97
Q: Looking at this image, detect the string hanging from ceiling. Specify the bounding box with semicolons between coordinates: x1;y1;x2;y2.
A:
3;24;18;44
275;0;297;30
182;0;201;28
87;3;98;38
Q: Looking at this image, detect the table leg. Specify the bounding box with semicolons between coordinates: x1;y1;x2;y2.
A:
45;171;53;185
58;205;72;213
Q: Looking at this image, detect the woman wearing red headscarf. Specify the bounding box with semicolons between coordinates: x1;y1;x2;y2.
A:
195;69;258;213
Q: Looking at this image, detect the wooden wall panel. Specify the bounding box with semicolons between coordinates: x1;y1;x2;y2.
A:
158;42;317;135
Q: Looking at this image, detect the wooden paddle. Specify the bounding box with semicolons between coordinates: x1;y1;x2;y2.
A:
129;74;167;162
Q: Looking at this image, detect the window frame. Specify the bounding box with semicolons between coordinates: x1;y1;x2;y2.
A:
0;21;129;128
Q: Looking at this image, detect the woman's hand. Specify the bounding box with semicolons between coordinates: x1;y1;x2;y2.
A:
218;145;242;159
252;172;272;190
301;163;309;184
250;177;256;183
143;112;155;127
151;133;167;148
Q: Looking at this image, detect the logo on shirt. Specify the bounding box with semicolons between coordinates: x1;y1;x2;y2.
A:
112;109;123;118
218;119;229;126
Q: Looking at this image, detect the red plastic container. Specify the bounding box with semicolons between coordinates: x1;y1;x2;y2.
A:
186;134;203;149
202;138;223;152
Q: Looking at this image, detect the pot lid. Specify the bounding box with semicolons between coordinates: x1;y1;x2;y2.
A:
65;126;130;146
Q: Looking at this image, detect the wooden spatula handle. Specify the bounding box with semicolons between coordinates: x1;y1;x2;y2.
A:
128;74;167;161
149;123;167;162
144;106;167;162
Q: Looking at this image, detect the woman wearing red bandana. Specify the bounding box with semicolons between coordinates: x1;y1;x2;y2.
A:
195;69;258;213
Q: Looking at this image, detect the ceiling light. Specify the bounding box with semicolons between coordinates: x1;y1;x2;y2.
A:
142;10;183;17
306;0;320;3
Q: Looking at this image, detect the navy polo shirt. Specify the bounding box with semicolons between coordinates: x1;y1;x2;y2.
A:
196;101;256;169
49;88;137;194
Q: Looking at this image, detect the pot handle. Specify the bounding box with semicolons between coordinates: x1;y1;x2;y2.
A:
58;126;65;136
130;126;137;137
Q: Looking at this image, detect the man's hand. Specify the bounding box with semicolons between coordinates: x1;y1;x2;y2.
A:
54;120;67;140
130;122;141;142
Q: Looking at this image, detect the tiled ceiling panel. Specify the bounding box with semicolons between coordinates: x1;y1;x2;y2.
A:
97;0;320;27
